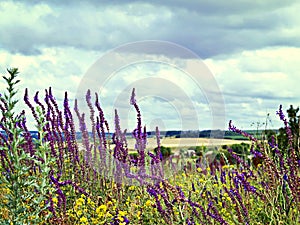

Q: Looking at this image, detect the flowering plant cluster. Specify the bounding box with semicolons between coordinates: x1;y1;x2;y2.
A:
0;68;299;224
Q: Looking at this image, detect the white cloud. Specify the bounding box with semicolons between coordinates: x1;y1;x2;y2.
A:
204;46;300;129
0;47;100;129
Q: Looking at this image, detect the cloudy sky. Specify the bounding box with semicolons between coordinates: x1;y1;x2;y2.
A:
1;0;300;132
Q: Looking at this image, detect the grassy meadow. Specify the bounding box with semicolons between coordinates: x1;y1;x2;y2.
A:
0;68;299;225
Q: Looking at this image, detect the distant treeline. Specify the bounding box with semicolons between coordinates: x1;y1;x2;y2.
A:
1;129;279;140
147;129;279;139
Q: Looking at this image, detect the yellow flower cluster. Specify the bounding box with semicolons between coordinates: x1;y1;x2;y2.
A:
66;194;115;224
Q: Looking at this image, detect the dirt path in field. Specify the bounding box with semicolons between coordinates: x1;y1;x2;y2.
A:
124;137;250;149
78;138;251;151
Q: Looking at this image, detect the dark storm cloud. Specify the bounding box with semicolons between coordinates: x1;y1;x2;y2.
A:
1;0;299;58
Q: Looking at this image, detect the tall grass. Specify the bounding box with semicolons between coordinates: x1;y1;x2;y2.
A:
0;68;299;224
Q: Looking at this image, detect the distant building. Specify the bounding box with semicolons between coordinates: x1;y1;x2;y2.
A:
186;149;196;157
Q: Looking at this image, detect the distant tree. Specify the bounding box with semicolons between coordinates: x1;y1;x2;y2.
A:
230;143;250;156
277;105;300;158
287;105;300;152
277;127;288;150
264;129;277;143
154;146;171;158
195;146;205;156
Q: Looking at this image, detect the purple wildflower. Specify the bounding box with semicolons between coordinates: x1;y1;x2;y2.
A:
24;88;39;124
130;88;136;105
229;120;257;142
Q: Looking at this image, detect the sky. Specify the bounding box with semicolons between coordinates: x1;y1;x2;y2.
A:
0;0;300;132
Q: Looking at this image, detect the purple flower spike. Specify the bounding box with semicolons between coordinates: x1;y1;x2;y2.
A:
229;120;257;142
276;105;285;121
130;88;136;105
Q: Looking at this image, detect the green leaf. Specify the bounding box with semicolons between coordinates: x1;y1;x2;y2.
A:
13;79;20;85
2;75;9;83
3;93;8;100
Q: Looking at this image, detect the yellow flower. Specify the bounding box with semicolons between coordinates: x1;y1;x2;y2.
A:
91;218;99;224
87;198;95;207
129;186;135;191
3;188;10;194
67;209;75;218
29;215;36;220
100;204;107;211
76;197;85;206
77;210;83;216
197;168;202;172
145;200;152;207
160;182;163;188
96;204;107;217
80;216;88;223
119;210;127;217
118;216;124;222
107;201;113;206
137;211;141;219
52;197;58;205
39;201;45;208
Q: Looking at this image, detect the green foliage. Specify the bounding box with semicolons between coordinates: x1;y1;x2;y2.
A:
230;143;250;155
194;146;205;156
154;146;172;158
263;129;277;143
277;105;300;158
0;69;54;224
